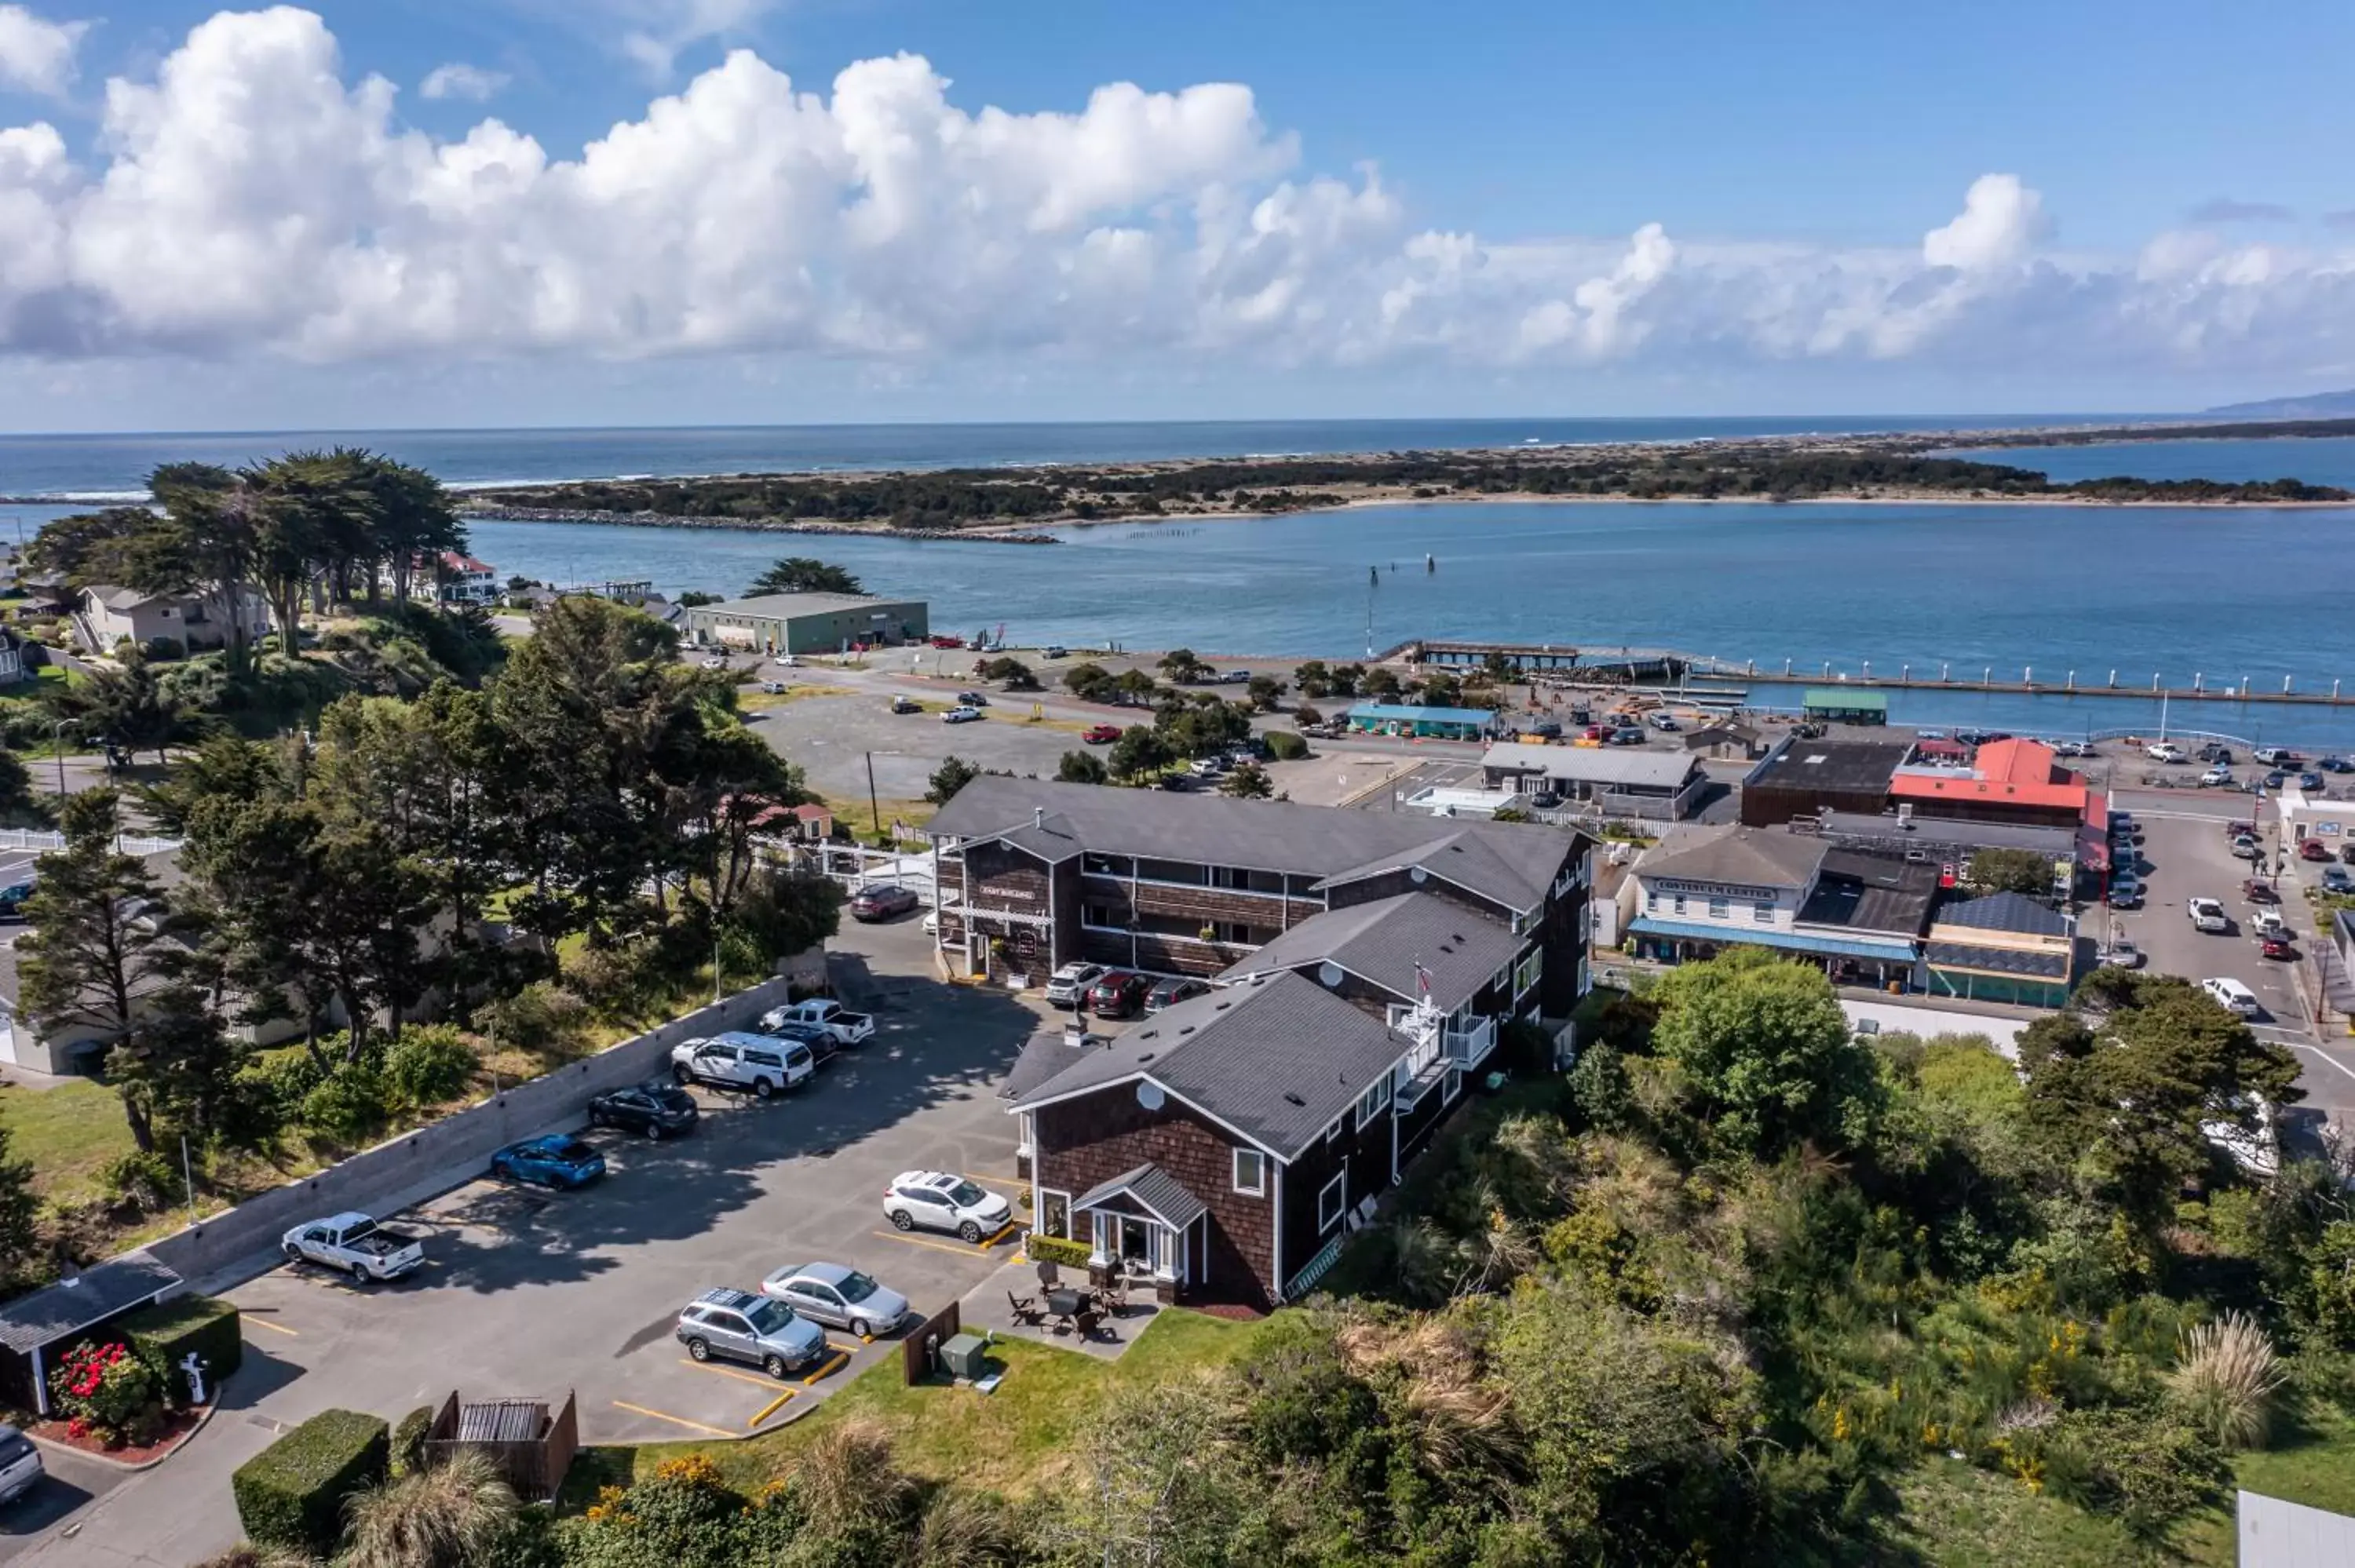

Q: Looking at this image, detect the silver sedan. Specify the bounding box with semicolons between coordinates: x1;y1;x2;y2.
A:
760;1261;911;1338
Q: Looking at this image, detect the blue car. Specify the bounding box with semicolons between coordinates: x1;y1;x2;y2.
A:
490;1135;606;1189
2298;771;2325;792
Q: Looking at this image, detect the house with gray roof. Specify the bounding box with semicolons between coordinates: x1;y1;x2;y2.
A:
1005;970;1473;1308
1480;741;1707;820
1922;890;2078;1008
1628;826;1936;989
927;776;1590;1018
75;585;270;655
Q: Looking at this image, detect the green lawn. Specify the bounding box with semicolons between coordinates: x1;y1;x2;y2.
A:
0;1077;138;1209
1882;1460;2151;1566
566;1306;1261;1506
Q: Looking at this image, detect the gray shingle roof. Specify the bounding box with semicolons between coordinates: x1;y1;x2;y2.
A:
1935;891;2072;937
1071;1163;1210;1231
1008;970;1408;1161
1218;892;1525;1013
932;776;1576;913
999;1026;1110;1102
0;1253;181;1356
1638;826;1827;891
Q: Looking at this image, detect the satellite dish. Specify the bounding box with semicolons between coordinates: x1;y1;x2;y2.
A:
1317;961;1345;988
1136;1081;1166;1111
1410;866;1429;884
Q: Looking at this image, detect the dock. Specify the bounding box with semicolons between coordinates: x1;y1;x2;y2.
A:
1393;637;2355;708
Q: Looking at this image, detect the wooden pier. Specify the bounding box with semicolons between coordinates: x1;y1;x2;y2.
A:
1391;637;2353;708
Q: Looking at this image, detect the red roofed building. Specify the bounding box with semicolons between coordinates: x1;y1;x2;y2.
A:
1888;738;2111;874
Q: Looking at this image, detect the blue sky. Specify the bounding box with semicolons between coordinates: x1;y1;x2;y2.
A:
1;0;2352;428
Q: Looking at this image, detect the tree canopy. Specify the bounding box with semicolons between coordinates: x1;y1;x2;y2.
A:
747;557;864;596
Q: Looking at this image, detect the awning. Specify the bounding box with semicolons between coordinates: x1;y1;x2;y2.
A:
1071;1163;1210;1231
1629;917;1920;964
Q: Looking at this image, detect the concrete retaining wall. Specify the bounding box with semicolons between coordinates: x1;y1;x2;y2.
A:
143;976;799;1283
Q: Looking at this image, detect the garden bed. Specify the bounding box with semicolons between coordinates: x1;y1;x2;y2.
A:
30;1399;207;1466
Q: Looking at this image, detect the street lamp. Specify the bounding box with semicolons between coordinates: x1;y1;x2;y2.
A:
49;718;73;798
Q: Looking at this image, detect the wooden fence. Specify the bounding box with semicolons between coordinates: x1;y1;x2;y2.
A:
901;1300;961;1385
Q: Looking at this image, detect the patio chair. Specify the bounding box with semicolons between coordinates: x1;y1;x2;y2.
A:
1034;1259;1061;1288
1074;1307;1103;1342
1097;1278;1130;1317
1006;1290;1044;1326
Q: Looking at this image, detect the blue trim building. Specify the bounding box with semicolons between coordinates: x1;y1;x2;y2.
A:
1345;702;1500;742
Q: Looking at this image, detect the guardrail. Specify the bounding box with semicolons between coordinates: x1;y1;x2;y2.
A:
0;827;182;856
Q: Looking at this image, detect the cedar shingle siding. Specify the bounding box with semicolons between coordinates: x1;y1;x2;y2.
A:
1035;1095;1275;1300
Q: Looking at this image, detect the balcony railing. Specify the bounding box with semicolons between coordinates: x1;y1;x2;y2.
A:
1445;1017;1498;1070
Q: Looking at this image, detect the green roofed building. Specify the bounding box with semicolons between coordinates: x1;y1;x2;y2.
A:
1801;687;1889;725
683;592;929;655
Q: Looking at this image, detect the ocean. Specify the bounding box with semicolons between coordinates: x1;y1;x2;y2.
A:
3;420;2352;747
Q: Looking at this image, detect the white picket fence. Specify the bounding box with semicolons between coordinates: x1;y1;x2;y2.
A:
0;827;182;857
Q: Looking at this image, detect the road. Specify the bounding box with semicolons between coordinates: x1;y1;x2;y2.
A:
2;920;1038;1566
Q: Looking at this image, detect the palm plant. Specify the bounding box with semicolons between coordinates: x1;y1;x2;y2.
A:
2167;1310;2287;1450
339;1449;517;1568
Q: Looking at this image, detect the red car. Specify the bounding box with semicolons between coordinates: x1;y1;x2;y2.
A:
1087;971;1151;1017
1083;724;1122;745
2262;935;2298;961
2301;838;2332;862
2243;879;2280;904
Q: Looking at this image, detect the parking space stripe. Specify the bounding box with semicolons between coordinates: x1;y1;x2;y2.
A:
980;1220;1019;1249
243;1317;301;1337
611;1401;738;1439
677;1358;783;1390
870;1228;994;1259
2290;1041;2355;1085
748;1390;796;1428
960;1171;1022;1189
801;1350;849;1385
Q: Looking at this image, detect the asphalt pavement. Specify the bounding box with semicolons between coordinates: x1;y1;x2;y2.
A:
2;918;1039;1567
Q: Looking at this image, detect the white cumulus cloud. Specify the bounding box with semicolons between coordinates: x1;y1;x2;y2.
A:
419;62;509;102
0;3;86;96
5;7;2355;393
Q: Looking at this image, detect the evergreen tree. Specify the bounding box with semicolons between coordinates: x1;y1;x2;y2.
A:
15;790;191;1150
0;1108;38;1289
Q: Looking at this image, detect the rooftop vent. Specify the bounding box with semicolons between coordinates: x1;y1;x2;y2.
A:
1178;1026;1196;1036
1033;808;1044;829
1214;1001;1232;1011
1282;1092;1306;1107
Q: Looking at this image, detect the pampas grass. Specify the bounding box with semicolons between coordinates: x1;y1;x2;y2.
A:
2167;1311;2287;1451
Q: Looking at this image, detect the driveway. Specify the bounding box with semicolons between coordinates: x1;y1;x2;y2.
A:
3;919;1042;1566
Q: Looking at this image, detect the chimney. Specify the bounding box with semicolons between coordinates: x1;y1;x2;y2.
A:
1034;808;1044;830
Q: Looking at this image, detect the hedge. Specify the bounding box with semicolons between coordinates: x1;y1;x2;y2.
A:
391;1405;433;1477
1025;1232;1094;1270
232;1408;389;1555
1265;731;1310;761
117;1294;243;1395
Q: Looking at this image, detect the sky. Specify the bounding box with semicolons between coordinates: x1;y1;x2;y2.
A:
1;0;2353;430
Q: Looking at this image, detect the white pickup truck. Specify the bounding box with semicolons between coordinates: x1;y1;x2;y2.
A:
758;997;874;1047
280;1212;425;1282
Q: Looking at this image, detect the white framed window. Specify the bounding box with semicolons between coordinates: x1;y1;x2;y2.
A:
1232;1147;1266;1196
1037;1188;1072;1239
1753;899;1774;924
1326;1117;1345;1145
1317;1172;1346;1231
1513;949;1543;997
1356;1075;1392;1128
1672;893;1687;915
1645;890;1659;913
1707;897;1729;920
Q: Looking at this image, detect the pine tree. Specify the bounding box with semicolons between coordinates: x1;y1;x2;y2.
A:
0;1107;39;1289
15;790;190;1151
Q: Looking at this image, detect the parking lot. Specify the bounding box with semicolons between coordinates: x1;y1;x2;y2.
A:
217;920;1036;1449
3;918;1047;1566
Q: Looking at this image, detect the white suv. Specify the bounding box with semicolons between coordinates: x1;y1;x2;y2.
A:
882;1171;1013;1243
1044;963;1104;1009
2186;897;2230;934
670;1032;815;1099
2145;742;2186;764
2202;977;2260;1018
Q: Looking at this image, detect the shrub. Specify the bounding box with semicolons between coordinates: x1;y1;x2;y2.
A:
382;1026;476;1107
1264;731;1309;761
101;1150;179;1213
231;1408;389;1556
390;1405;434;1477
2167;1310;2287;1449
253;1051;325;1114
144;636;185;662
298;1062;396;1144
49;1341;157;1442
1025;1233;1093;1270
119;1293;244;1395
476;981;592;1056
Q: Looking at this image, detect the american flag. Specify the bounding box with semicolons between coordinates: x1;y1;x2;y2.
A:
1415;962;1432;1000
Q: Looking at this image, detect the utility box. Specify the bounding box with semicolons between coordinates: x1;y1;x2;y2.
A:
938;1333;989;1381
